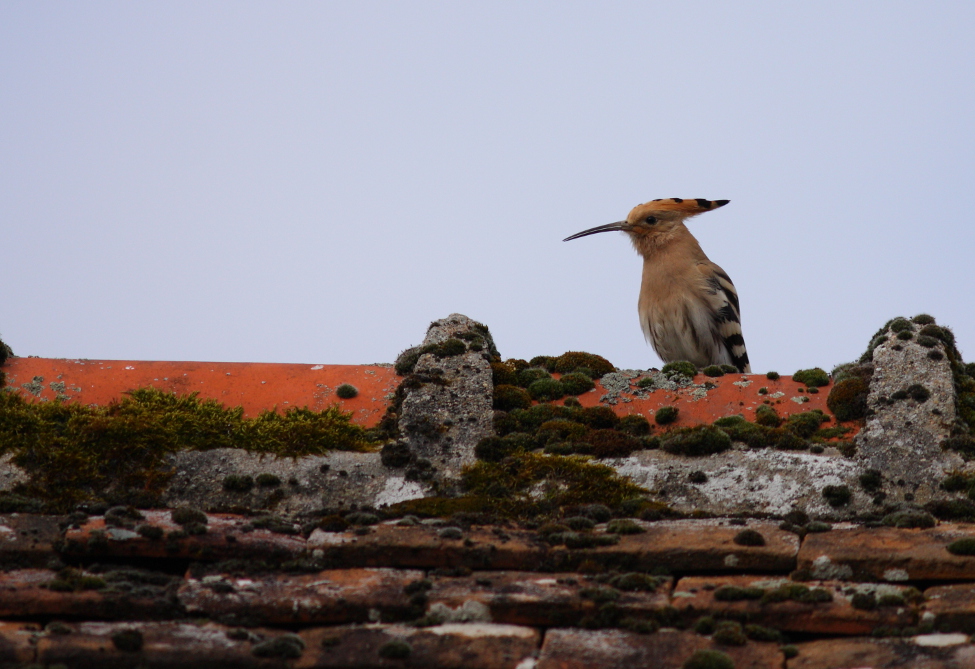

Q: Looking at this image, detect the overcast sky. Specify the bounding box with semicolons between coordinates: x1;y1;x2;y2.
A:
2;2;973;374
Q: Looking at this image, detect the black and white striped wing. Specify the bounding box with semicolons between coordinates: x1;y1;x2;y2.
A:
700;262;750;373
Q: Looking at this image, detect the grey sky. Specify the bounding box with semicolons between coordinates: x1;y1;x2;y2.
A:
2;2;973;374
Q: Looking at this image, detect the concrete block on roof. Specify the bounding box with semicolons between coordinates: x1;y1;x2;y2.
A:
855;332;961;504
398;314;495;488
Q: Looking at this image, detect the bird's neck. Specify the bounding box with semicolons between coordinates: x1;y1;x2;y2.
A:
631;222;708;263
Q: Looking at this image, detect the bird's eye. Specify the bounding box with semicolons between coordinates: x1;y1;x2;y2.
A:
645;216;657;225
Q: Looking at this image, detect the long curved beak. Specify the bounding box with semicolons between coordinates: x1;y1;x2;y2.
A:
562;221;631;242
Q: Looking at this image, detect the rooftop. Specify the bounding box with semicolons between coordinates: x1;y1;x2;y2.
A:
0;312;974;667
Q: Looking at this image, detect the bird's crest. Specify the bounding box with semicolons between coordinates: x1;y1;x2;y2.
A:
627;198;729;223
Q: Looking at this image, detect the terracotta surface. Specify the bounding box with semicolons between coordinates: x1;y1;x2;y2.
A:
34;621;299;669
61;510;308;562
536;628;783;669
787;636;973;669
0;569;177;621
3;356;854;433
924;584;975;633
178;567;426;625
425;571;672;627
566;371;858;437
2;357;397;425
671;575;918;635
797;523;975;582
297;623;541;669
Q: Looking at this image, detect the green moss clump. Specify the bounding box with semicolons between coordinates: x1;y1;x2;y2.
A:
537;420;588;445
906;384;931;402
859;469;883;492
377;640;411;660
606;519;644;535
947;538;975;556
493;385;532;411
851;592;877;610
474;436;521;462
380;442;412;468
878;593;906;607
136;524;163;540
529;356;557;371
913;314;936;325
785;410;830;438
528;378;566;402
563;532;619;549
424;338;467;358
252;634;305;659
256;473;282;487
553;352;615;378
881;511;935;529
661;425;732;457
683;649;735;669
766;371;780;380
460;453;646;520
604;572;662;591
714;415;772;449
111;628;144;652
693;616;716;634
563;516;595;530
560;372;595;396
518;367;551;387
793;368;829;388
754;404;781;428
618;414;651;436
662;361;696;379
918;323;955;348
712;620;747;646
585;429;641;458
223;475;254;493
733;529;765;546
827;377;870;422
888;318;913;334
926;500;975;522
394;348;422;376
490;361;518;386
654;406;679;425
822;484;851;507
744;624;784;642
942;472;975;493
45;568;107;592
171;506;207;526
702;365;725;377
335;384;358;399
577;406;620;429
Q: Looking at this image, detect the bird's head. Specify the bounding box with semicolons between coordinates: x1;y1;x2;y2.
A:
563;198;729;246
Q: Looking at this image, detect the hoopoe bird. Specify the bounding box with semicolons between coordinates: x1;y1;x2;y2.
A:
564;198;750;372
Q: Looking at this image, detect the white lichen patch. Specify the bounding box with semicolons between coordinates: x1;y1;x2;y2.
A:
426;601;492;624
883;568;910;582
810;555;853;581
375;476;426;507
429;623;539;639
913;633;969;647
616;449;859;517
